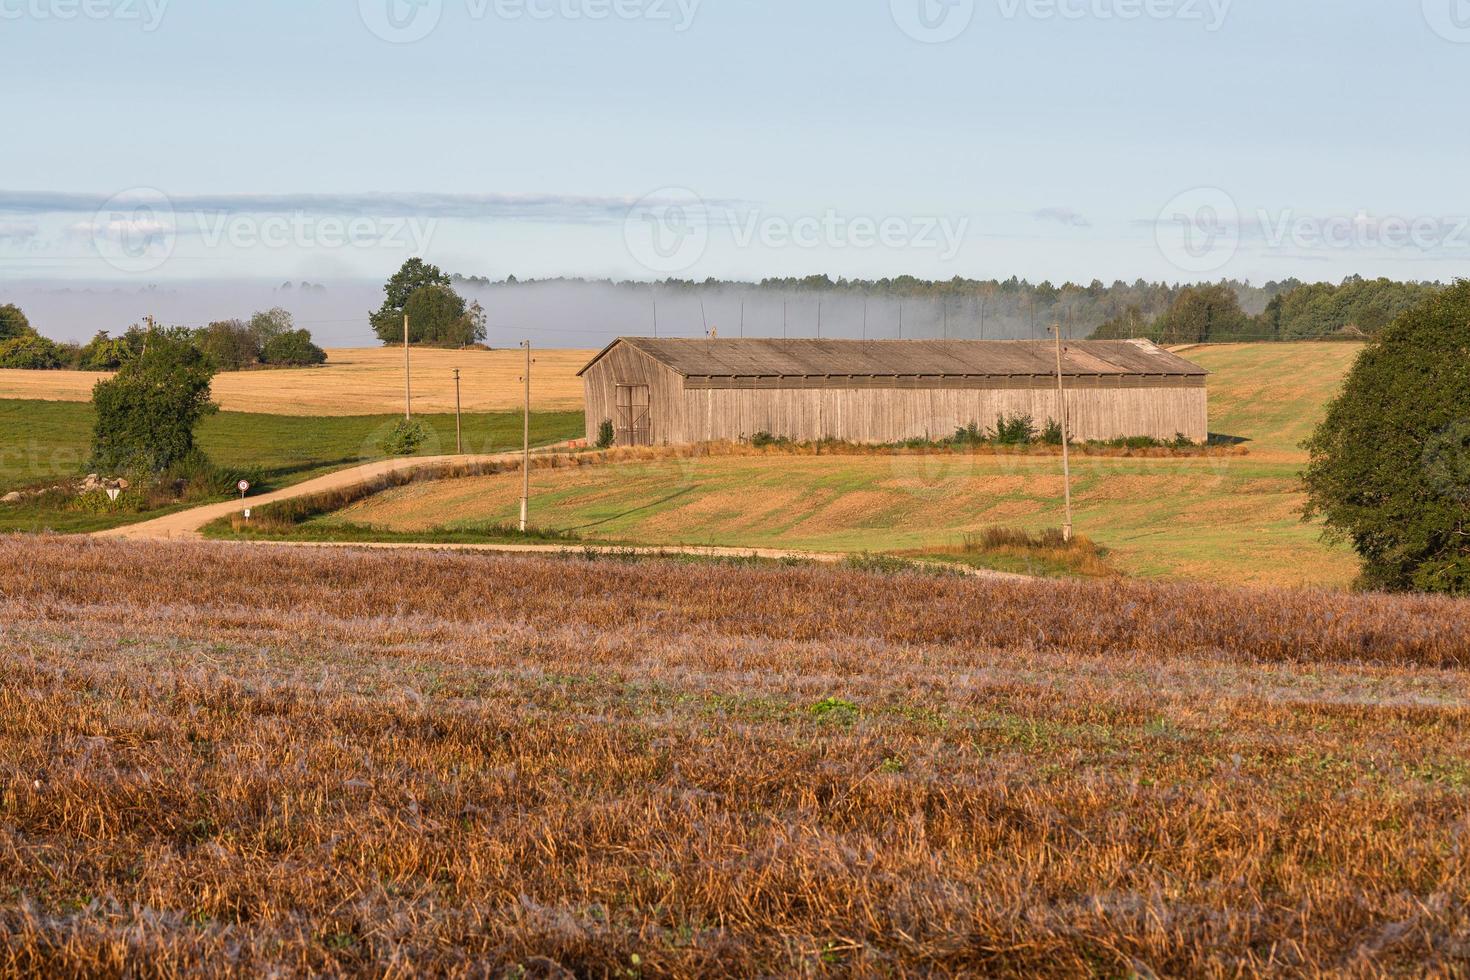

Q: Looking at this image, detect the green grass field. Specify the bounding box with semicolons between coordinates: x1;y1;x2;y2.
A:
303;343;1365;588
0;400;583;532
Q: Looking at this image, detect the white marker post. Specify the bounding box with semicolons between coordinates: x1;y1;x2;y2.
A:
238;479;251;508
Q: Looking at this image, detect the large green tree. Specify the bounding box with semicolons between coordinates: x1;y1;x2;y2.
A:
1152;284;1253;344
0;303;33;341
398;285;486;347
1303;281;1470;594
90;329;218;473
370;258;452;343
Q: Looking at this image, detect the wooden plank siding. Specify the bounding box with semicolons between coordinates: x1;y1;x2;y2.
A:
680;386;1207;444
580;338;1209;446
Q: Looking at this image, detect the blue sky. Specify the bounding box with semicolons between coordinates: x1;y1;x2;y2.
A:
3;0;1469;290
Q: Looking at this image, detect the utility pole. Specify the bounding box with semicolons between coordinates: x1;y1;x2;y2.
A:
403;313;412;420
520;340;531;532
1050;323;1074;543
943;299;949;339
862;298;868;340
453;368;463;454
700;300;709;338
782;300;788;339
651;290;659;338
740;299;745;338
899;302;904;339
817;299;822;339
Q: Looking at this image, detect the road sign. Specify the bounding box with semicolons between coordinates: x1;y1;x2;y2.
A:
244;508;252;520
237;480;251;494
105;487;120;502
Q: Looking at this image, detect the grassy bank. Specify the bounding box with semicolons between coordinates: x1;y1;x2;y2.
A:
0;399;583;532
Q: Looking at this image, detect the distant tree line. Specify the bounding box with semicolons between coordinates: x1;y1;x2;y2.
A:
0;304;325;371
1092;276;1443;344
447;271;1443;343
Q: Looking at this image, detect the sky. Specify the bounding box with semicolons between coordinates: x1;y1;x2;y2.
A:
2;0;1469;341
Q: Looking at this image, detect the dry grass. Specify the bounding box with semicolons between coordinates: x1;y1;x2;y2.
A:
0;347;593;416
2;536;1470;976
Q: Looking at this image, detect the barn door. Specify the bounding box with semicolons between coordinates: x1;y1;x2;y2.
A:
615;384;652;446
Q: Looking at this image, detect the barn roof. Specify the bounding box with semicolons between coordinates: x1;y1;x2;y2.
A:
578;338;1207;380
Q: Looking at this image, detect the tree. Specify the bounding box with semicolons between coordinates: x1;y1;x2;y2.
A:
90;328;218;474
1303;281;1470;594
261;328;327;366
77;331;139;371
198;319;262;371
371;258;451;343
0;333;62;369
1152;284;1253;344
0;304;32;341
398;284;485;347
248;308;294;348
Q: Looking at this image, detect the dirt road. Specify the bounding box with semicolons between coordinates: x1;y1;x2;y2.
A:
94;450;537;542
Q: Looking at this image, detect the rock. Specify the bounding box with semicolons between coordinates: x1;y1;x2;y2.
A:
1;492;21;504
115;478;130;490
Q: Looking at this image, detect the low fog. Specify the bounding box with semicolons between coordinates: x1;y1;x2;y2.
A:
3;279;1076;351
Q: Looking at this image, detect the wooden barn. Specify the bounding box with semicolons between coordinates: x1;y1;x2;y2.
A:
578;338;1209;447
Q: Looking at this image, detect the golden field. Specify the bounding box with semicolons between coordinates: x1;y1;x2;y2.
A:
0;346;594;416
2;536;1469;975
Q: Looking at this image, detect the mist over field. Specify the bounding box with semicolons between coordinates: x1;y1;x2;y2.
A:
1;278;1082;350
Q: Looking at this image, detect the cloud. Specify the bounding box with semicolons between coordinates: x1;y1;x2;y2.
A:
1032;207;1091;228
0;220;39;243
0;189;743;225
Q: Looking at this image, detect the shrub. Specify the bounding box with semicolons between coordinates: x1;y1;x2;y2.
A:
951;422;987;446
0;333;62;369
596;419;615;449
261;329;327;366
380;418;430;456
993;413;1037;445
77;331;139;371
809;697;859;726
1041;419;1064;445
751;431;790;448
198;320;261;371
1304;281;1470;594
90;328;218;473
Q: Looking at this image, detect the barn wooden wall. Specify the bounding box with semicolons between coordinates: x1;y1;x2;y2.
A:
677;385;1208;444
583;342;1209;445
580;344;686;444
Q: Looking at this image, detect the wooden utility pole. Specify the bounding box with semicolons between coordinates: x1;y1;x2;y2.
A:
651;290;659;338
899;302;904;339
453;368;463;454
862;298;868;340
817;299;822;339
1050;323;1074;543
520;340;531;532
739;300;745;338
782;300;787;339
700;300;709;338
403;313;412;420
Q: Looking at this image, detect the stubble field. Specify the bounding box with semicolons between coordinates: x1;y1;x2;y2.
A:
2;536;1468;976
0;346;593;416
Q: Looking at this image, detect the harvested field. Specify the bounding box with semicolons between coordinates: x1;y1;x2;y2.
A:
0;347;593;416
2;536;1469;975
